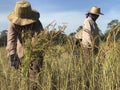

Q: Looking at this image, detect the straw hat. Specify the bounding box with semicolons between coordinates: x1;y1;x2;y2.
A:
88;6;103;15
8;1;40;26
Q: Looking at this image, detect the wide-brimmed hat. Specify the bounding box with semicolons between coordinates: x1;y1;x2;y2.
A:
88;6;104;15
8;1;40;26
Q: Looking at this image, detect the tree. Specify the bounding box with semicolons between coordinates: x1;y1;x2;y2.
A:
107;19;119;29
69;25;83;38
76;26;83;32
0;30;7;46
104;19;120;44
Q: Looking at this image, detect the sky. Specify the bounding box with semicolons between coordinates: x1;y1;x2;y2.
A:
0;0;120;34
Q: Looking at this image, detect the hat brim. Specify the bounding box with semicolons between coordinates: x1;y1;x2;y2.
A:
88;11;104;15
8;10;40;26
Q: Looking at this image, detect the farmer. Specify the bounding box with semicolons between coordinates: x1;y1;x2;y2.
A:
6;1;44;89
76;6;103;59
76;6;104;89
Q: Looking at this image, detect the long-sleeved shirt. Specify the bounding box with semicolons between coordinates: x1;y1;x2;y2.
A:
6;20;43;58
82;16;100;48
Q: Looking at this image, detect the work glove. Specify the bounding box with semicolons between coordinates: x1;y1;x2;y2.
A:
10;54;21;69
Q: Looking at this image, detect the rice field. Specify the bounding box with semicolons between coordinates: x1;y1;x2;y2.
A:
0;25;120;90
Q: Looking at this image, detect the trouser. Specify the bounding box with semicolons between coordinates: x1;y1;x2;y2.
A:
82;48;91;90
82;47;99;62
28;55;43;90
82;48;91;63
82;47;99;90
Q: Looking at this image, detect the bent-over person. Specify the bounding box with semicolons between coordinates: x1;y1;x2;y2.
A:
6;1;44;90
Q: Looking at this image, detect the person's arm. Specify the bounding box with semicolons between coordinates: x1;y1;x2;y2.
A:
82;18;92;46
6;23;21;69
6;23;17;56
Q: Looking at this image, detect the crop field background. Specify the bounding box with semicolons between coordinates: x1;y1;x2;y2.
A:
0;23;120;90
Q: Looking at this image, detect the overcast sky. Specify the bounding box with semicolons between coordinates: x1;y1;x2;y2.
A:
0;0;120;34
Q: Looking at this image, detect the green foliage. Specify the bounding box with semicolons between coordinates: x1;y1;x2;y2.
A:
107;19;119;29
21;22;67;77
0;36;7;46
0;30;7;47
104;19;120;41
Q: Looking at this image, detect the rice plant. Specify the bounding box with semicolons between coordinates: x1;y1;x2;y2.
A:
0;22;120;90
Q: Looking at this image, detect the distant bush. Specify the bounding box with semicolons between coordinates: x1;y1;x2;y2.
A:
0;30;7;47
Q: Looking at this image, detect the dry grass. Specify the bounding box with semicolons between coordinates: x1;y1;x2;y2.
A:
0;23;120;90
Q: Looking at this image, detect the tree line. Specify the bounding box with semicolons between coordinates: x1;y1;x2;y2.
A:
0;30;7;47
